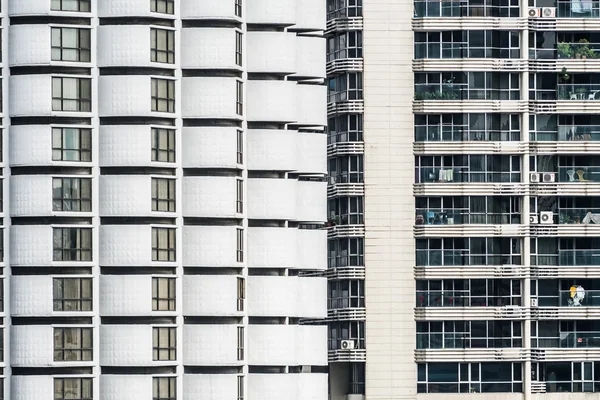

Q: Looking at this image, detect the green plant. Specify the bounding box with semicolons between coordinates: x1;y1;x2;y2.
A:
558;42;572;59
576;87;587;94
559;214;572;224
559;66;570;82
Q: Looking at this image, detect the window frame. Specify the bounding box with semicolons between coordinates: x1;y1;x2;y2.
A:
151;78;176;113
236;179;244;214
51;0;91;12
52;128;92;162
237;326;244;361
52;177;92;212
237;130;244;164
236;81;243;116
152;227;176;262
54;378;93;400
51;27;91;62
151;128;176;163
53;227;93;262
151;0;175;15
52;77;92;112
152;326;177;361
53;277;93;311
53;327;93;362
236;228;244;262
237;375;244;400
153;377;176;400
237;277;245;312
152;277;176;311
235;31;243;66
151;28;175;64
151;178;176;212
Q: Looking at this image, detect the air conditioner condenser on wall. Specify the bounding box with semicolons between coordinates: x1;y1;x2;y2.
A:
340;340;355;350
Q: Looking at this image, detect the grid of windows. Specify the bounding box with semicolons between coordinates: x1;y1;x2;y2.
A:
237;326;244;361
51;0;91;12
151;78;175;113
151;128;175;162
54;327;93;362
51;28;91;62
153;377;176;400
152;277;176;311
236;179;243;213
151;178;176;212
151;0;175;14
52;77;92;112
54;378;93;400
52;128;92;162
153;327;176;361
53;278;93;311
151;29;175;64
52;178;92;212
236;81;243;115
53;228;92;261
236;228;244;262
236;31;243;66
152;228;176;262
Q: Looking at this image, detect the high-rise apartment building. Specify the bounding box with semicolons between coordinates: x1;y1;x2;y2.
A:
328;0;600;399
2;1;329;399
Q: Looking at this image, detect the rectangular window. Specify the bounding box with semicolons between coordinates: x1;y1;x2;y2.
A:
236;81;243;116
52;128;92;162
237;326;244;361
151;128;175;163
151;178;176;212
51;28;91;62
0;329;4;363
53;278;93;311
237;130;243;164
235;31;243;66
152;228;176;262
151;78;175;113
236;179;243;213
152;277;176;311
237;376;244;400
54;378;93;400
153;377;176;400
0;229;4;263
236;228;243;262
235;0;242;17
237;277;245;311
151;0;175;14
151;29;175;64
53;228;92;261
54;327;93;362
0;280;3;313
52;77;92;112
51;0;91;12
52;178;92;212
153;327;176;361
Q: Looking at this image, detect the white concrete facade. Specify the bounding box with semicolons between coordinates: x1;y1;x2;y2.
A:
2;0;328;399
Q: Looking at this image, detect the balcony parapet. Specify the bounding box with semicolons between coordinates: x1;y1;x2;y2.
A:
415;265;531;279
326;17;363;34
415;306;530;320
415;348;529;363
328;141;365;157
413;58;527;72
328;348;366;363
414;141;528;155
414;183;528;196
327;58;364;75
414;100;527;113
412;17;527;31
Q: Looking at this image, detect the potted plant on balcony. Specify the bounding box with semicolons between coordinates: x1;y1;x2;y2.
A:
578;39;591;59
558;42;573;59
559;67;570;82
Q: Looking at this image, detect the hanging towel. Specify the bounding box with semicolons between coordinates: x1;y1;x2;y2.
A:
581;0;593;12
572;0;584;13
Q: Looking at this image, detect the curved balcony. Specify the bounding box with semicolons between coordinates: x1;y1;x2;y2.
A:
327;99;364;115
413;58;527;72
414;265;530;279
328;182;365;197
328;141;365;157
181;28;239;70
99;0;175;18
183;375;238;399
247;374;327;400
414;348;529;363
182;127;240;169
328;348;366;363
325;17;363;34
327;307;365;322
327;224;365;239
247;32;296;74
180;0;241;21
100;376;152;400
100;275;159;316
412;17;526;31
182;176;239;218
183;325;241;366
414;182;528;196
414;141;528;155
247;325;327;366
326;58;364;75
181;77;240;120
414;224;528;238
415;306;530;320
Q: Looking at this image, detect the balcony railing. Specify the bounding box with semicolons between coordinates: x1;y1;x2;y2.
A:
558;208;600;224
557;166;600;182
557;0;600;18
417;334;522;349
559;250;600;266
557;84;600;100
415;126;520;142
416;291;521;307
537;331;600;348
415;210;520;225
538;289;600;307
413;1;520;18
415;84;520;101
417;251;521;266
416;167;521;183
415;43;519;59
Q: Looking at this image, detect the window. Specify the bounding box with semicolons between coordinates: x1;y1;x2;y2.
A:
416;238;522;266
237;376;244;400
54;327;93;361
0;329;4;362
236;31;243;66
54;378;93;400
151;78;175;113
236;179;243;213
329;321;366;351
0;229;4;263
328;238;364;268
237;277;245;311
153;377;176;400
235;0;242;17
51;0;91;12
53;178;92;212
53;278;93;311
0;280;3;313
151;0;174;14
414;113;520;142
151;178;176;212
328;280;365;309
152;277;176;311
151;29;175;64
52;128;92;161
153;327;176;361
237;130;243;164
236;81;243;116
237;326;244;361
327;72;363;103
53;228;92;261
417;321;522;349
152;228;176;262
52;77;91;112
151;128;175;163
417;362;522;393
51;28;91;62
236;228;243;262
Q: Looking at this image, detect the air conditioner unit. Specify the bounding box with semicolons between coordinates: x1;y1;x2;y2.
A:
542;7;556;17
540;211;554;224
530;215;539;224
530;173;540;183
340;340;355;350
528;7;541;17
542;173;556;183
531;298;538;307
